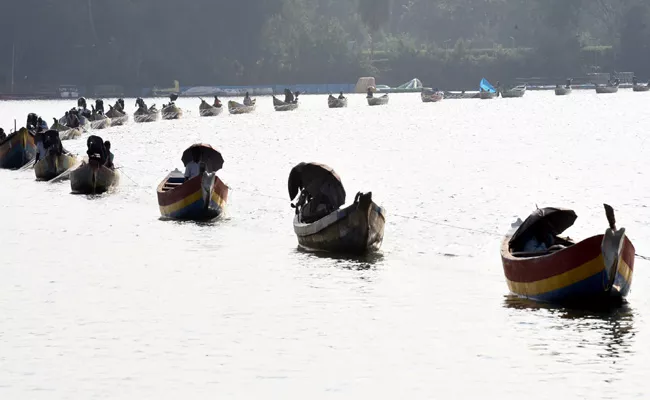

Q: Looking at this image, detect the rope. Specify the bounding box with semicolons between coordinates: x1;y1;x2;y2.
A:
390;212;502;237
635;253;650;262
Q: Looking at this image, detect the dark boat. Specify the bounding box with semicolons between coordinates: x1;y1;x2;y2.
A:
595;80;619;94
228;100;256;114
421;88;444;103
328;95;348;108
501;205;634;304
161;103;183;119
273;96;299;111
367;94;389;106
199;99;223;117
70;159;119;194
34;153;77;181
444;91;480;99
156;144;228;221
0;127;36;169
106;106;129;126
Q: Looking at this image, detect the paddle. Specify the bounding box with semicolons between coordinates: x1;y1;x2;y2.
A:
601;204;626;291
48;157;81;184
19;159;35;171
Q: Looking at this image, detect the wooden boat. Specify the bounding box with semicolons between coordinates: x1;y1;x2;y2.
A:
228;100;256;114
633;83;650;92
293;192;385;254
273;96;299;111
555;86;572;96
328;95;348;108
500;85;526;98
106;106;129;126
70;159;119;194
367;94;389;106
480;91;497;99
34;153;77;181
51;118;83;140
134;106;159;123
595;83;619;94
421;89;444;103
444;91;479;99
161;103;183;120
199;99;223;117
501;205;634;304
89;114;112;130
0;127;36;169
157;169;228;220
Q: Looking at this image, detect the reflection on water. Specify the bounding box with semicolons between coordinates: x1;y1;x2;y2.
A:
294;246;384;271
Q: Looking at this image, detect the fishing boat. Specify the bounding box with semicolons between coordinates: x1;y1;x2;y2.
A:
199;99;223;117
228;100;256;114
34;152;77;181
273;96;299;111
134;107;159;122
157;144;228;220
444;91;479;99
421;88;444;103
328;95;348;108
555;86;572;96
288;162;385;254
0;127;36;169
633;82;650;92
161;103;183;119
501;205;634;305
367;94;389;106
595;80;619;94
479;78;498;99
106;106;129;126
70;159;119;194
50;118;83;140
500;85;527;98
89;114;112;129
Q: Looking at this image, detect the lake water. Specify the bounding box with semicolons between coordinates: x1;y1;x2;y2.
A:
1;92;649;398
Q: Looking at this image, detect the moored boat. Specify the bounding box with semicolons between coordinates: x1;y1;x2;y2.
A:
633;83;650;92
199;98;223;116
161;103;183;120
106;106;129;126
328;95;348;108
444;91;479;99
421;88;444;103
51;118;83;140
500;85;527;98
273;95;299;111
555;86;572;96
0;127;36;169
595;80;619;94
480;91;497;99
157;144;228;220
228;100;256;114
501;205;634;305
288;162;385;254
479;78;498;99
367;94;389;106
34;152;77;181
70;159;119;194
89;114;112;129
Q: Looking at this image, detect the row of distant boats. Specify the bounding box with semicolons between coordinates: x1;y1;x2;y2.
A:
0;94;639;310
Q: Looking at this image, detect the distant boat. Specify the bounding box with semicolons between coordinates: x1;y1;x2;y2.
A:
595;80;619;94
328;95;348;108
479;78;497;99
421;88;444;103
228;100;256;114
500;85;527;98
273;96;299;111
367;94;389;106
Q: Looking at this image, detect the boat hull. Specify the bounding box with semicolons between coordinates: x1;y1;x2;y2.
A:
367;95;389;106
34;153;77;181
90;117;111;130
199;106;223;117
70;161;119;194
293;192;385;255
60;128;83;140
555;87;572;96
328;97;348;108
228;101;256;114
157;170;228;221
501;235;634;304
106;110;129;126
0;128;36;169
444;91;479;99
134;111;159;123
421;90;444;103
500;87;526;98
596;86;618;94
480;91;497;99
161;105;183;120
633;85;650;92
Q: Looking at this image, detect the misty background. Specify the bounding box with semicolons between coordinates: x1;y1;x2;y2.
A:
0;0;648;92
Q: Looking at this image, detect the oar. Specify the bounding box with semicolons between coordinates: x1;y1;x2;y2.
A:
49;157;81;184
19;159;35;171
601;204;626;291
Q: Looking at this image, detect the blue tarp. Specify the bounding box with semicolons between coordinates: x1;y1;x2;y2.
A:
480;78;496;93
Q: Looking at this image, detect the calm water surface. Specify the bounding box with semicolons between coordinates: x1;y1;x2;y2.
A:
1;92;649;398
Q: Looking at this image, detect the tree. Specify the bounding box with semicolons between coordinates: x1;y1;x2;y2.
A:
357;0;391;60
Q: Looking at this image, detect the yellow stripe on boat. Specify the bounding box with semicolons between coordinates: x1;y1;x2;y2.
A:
159;190;202;215
506;255;606;296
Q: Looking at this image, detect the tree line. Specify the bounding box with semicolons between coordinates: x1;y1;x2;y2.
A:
0;0;648;92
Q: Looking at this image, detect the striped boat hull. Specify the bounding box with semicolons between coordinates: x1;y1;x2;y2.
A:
0;128;36;169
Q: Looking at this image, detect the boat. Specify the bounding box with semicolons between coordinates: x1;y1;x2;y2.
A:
273;96;299;111
479;78;498;99
34;152;77;181
0;127;36;169
328;95;348;108
70;159;119;194
134;106;159;123
50;118;83;140
501;205;634;305
500;85;527;98
199;99;223;117
228;100;256;114
444;91;480;99
633;83;650;92
89;114;112;130
288;162;385;254
595;80;619;94
420;88;444;103
157;144;228;220
106;106;129;126
367;94;389;106
161;103;183;119
555;86;572;96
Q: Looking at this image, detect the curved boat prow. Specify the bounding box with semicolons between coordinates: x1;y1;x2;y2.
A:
601;204;626;291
